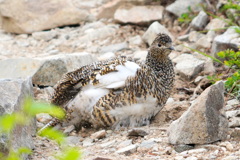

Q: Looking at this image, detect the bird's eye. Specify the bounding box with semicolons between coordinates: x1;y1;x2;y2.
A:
158;44;161;47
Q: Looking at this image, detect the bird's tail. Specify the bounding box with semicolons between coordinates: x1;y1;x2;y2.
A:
37;118;59;134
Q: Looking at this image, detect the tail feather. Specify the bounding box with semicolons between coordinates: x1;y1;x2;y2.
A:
37;118;59;134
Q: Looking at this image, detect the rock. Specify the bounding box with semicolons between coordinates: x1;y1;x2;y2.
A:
79;25;118;43
175;156;184;160
82;138;94;147
0;31;13;41
166;97;175;104
138;138;156;150
226;110;240;119
97;52;116;61
91;130;106;139
227;99;239;107
228;117;240;128
223;156;240;160
32;30;58;42
95;0;122;19
128;128;148;137
203;59;216;74
206;30;216;42
178;34;189;41
65;136;80;146
211;27;240;57
81;21;106;31
100;42;128;53
0;78;35;158
142;21;174;46
187;148;207;154
185;157;198;160
168;81;228;144
116;144;138;155
230;128;240;139
173;54;205;80
133;50;148;61
196;35;212;49
100;140;116;148
0;52;96;86
63;125;75;134
205;18;227;31
174;144;194;153
129;35;143;46
0;0;94;34
36;113;52;123
194;76;204;84
118;140;133;148
73;0;104;9
93;157;112;160
166;0;203;17
188;31;204;42
191;11;209;30
114;5;164;24
220;141;234;151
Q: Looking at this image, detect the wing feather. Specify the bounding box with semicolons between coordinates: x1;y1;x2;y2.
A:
50;56;139;107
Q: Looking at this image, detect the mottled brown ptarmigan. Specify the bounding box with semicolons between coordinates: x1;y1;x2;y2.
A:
39;33;175;132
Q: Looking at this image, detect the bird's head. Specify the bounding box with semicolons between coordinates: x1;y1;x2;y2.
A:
149;33;174;58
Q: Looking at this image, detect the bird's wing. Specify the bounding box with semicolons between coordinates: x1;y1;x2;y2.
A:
95;61;140;89
50;56;140;106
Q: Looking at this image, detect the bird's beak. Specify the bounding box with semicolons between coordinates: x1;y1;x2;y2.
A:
168;46;175;50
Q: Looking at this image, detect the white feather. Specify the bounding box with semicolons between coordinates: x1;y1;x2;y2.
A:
96;61;140;89
65;85;109;126
110;95;159;128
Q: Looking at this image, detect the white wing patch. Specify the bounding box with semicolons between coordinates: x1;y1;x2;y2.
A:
96;61;140;89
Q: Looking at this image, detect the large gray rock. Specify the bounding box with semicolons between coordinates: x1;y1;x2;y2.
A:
78;24;118;44
195;31;216;49
95;0;124;19
32;30;58;42
173;54;205;80
0;0;94;33
100;42;128;53
166;0;203;17
211;27;240;57
188;31;204;42
0;78;35;157
191;11;209;30
142;21;174;46
0;52;96;86
114;5;164;24
168;81;228;144
205;18;227;31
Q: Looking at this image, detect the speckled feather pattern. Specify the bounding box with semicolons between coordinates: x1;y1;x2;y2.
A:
46;33;175;130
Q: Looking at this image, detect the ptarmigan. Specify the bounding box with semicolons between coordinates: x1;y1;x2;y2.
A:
41;33;175;131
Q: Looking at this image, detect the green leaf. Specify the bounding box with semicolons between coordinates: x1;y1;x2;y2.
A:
38;127;65;144
0;114;16;133
5;151;21;160
23;98;65;119
17;147;32;155
235;28;240;34
57;147;82;160
217;51;225;58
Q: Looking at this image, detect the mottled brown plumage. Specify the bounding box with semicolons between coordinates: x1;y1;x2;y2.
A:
39;33;174;132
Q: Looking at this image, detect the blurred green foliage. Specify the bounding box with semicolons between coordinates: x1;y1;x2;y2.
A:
220;0;240;26
0;97;82;160
178;7;196;24
207;74;222;84
185;46;240;99
217;49;240;98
